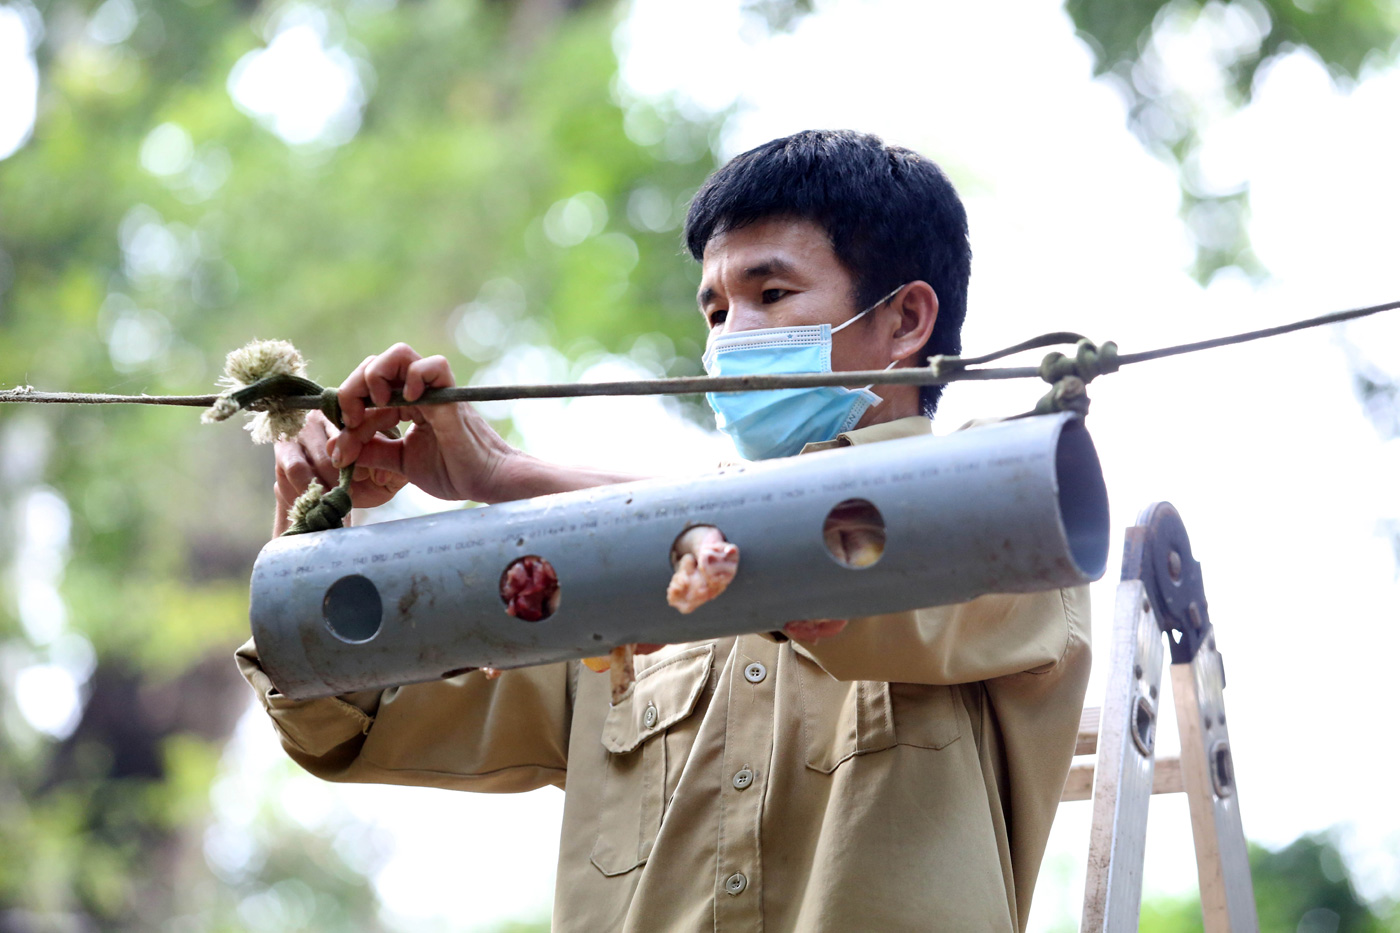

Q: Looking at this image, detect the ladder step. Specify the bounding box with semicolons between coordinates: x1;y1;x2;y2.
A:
1076;705;1101;756
1060;756;1183;803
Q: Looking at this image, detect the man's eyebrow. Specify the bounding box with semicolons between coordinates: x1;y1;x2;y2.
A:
697;258;798;308
741;258;795;279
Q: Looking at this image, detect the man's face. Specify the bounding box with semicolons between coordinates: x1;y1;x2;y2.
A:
696;218;892;375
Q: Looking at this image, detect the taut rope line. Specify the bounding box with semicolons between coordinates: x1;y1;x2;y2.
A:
1;298;1396;411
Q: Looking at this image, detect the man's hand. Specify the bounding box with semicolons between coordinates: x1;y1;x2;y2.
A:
327;343;518;504
273;412;409;537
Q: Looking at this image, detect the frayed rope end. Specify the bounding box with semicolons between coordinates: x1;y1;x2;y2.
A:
286;479;326;530
204;339;311;443
282;470;353;535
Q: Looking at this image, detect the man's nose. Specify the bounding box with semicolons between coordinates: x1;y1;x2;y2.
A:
721;302;768;334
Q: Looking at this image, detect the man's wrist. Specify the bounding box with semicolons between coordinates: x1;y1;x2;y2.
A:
479;449;642;503
476;446;534;503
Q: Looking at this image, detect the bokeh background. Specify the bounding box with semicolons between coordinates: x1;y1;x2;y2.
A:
1;0;1398;930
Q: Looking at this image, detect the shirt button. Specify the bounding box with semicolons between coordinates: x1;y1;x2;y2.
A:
732;768;754;790
743;662;767;684
643;704;658;728
725;872;748;896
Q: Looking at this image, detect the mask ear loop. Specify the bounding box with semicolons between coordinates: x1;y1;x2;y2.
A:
834;283;907;406
860;359;901;408
831;283;907;335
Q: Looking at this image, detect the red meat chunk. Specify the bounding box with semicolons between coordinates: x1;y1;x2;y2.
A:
500;556;560;622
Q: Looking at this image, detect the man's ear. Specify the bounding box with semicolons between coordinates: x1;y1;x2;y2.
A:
888;281;939;366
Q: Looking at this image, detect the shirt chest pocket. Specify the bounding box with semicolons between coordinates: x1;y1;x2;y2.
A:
794;649;962;773
590;644;714;877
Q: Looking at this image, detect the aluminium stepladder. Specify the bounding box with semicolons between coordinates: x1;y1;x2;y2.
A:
1061;502;1259;932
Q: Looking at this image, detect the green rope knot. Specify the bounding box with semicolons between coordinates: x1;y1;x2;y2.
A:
200;339;358;535
283;465;355;535
1037;339;1119;384
1033;375;1089;415
319;385;344;429
1032;339;1118;416
225;373;346;428
203;368;346;440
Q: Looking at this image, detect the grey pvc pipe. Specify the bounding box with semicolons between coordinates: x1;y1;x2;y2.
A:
250;411;1109;699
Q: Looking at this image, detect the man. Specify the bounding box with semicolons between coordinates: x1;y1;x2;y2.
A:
239;130;1090;931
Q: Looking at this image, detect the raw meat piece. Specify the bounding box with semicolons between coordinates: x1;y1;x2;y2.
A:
583;642;665;700
667;525;740;614
500;555;560;621
608;644;634;704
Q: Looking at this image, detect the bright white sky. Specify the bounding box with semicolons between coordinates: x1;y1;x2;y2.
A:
5;0;1400;929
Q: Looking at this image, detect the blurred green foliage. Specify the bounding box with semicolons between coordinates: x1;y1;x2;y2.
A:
1137;834;1399;932
2;0;1397;928
0;0;719;927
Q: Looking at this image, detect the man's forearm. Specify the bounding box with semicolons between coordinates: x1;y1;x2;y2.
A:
486;450;644;503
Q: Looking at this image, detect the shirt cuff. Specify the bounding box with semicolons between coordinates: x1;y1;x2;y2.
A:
236;637;377;757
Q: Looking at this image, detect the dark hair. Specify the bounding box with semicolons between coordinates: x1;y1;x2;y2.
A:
684;129;971;417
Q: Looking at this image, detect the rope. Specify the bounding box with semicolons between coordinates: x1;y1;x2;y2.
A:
1023;338;1120;416
217;373;343;426
1;297;1395;410
284;465;355;535
184;346;361;536
216;372;356;535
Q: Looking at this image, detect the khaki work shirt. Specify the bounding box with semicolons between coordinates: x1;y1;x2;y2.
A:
237;415;1092;932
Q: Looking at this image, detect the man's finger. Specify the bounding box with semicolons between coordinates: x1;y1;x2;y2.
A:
337;355;378;429
330;409;402;467
301;430;339;488
403;355;456;402
363;343;423;408
348;435;408;474
276;440;316;493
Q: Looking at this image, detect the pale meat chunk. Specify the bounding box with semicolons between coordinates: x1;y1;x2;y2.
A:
608;644;634;705
581;525;739;701
822;503;885;568
666;525;740;614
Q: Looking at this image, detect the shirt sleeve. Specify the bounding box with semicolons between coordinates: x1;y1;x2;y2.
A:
790;586;1088;685
236;638;572;793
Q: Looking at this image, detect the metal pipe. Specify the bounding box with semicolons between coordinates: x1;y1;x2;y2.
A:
250;412;1109;699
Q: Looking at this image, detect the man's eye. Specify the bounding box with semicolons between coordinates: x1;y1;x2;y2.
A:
708;309;728;327
761;289;787;304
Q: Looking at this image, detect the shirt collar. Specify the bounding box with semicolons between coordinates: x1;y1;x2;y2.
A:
798;415;932;454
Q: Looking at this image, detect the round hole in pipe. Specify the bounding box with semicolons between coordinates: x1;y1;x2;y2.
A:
822;498;886;568
1053;418;1110;579
500;555;560;622
322;574;383;643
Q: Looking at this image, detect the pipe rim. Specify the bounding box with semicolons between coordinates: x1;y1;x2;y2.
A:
1054;416;1110;580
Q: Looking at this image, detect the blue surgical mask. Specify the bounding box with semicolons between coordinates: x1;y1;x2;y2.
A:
702;285;903;460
